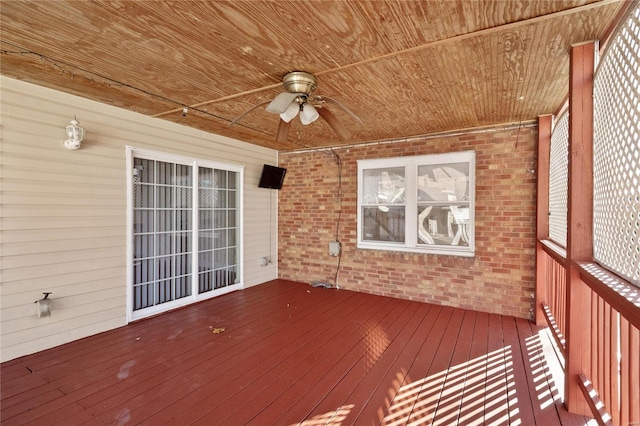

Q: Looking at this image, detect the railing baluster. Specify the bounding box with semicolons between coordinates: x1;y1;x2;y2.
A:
620;317;630;425
598;295;605;397
592;292;599;395
604;298;609;410
629;327;639;425
560;265;566;336
606;305;617;426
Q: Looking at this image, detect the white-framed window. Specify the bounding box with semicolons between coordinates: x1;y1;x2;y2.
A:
357;151;475;257
127;147;243;321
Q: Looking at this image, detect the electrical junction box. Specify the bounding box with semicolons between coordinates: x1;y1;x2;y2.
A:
329;241;341;257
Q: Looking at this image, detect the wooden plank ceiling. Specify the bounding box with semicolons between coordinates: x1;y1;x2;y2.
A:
0;1;626;151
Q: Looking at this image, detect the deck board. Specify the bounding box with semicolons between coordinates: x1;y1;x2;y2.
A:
227;297;409;425
269;300;425;426
500;316;537;426
340;304;444;424
119;281;352;425
376;306;459;425
430;310;477;426
483;313;510;425
247;299;417;425
168;290;380;425
299;302;434;425
1;279;591;425
454;311;490;425
405;307;466;425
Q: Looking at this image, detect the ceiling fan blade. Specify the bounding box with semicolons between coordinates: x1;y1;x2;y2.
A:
275;119;291;143
228;100;271;127
266;92;298;114
318;107;350;141
320;96;363;125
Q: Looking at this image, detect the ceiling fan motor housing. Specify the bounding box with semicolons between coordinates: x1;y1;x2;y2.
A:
283;71;317;95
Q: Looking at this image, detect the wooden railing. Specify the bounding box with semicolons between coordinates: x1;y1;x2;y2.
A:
535;12;640;422
539;240;567;353
577;262;640;426
538;240;640;426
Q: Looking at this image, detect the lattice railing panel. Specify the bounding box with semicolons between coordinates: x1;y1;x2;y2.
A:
593;4;640;286
549;112;569;247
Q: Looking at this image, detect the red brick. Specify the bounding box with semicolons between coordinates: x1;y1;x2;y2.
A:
278;126;537;319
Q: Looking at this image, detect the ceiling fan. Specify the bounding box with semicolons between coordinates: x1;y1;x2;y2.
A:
229;71;362;143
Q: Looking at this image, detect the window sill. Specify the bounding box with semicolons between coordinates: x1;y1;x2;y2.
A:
357;242;475;257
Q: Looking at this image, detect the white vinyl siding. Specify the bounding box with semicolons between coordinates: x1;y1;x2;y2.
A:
0;76;278;362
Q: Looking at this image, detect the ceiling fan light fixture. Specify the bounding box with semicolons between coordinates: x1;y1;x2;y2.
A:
266;92;298;114
230;69;360;142
279;101;300;123
300;103;319;125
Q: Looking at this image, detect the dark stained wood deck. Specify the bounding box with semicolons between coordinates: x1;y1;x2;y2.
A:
1;279;592;425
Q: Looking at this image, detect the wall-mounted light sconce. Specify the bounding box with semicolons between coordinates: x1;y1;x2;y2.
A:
35;292;53;318
64;117;85;150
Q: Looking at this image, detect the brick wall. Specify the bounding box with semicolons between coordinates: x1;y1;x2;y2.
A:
278;125;537;319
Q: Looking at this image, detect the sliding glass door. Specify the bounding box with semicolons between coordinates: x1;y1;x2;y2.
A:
129;149;242;320
197;166;239;294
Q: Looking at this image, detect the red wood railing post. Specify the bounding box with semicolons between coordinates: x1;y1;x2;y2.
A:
565;41;596;416
535;115;552;326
